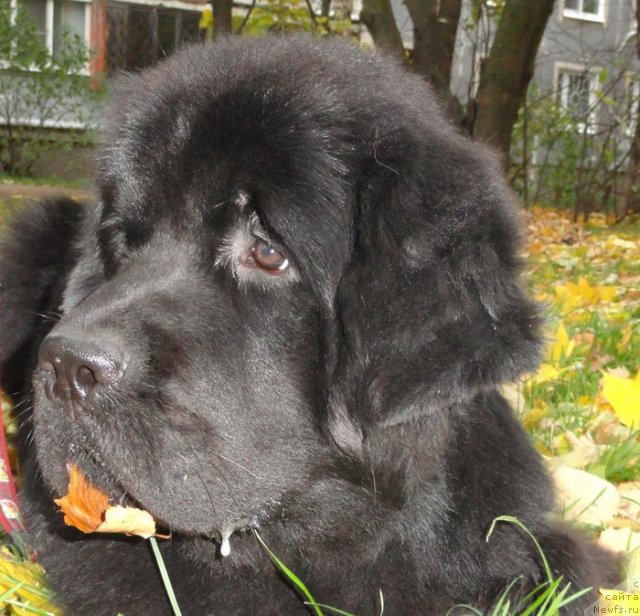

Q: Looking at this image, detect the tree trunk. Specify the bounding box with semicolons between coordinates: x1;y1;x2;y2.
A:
405;0;463;123
618;2;640;216
405;0;460;94
473;0;555;161
619;114;640;217
360;0;405;61
212;0;233;37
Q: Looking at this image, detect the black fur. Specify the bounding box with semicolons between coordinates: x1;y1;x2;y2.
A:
0;36;618;614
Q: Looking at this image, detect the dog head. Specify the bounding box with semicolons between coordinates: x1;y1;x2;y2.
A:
25;37;541;540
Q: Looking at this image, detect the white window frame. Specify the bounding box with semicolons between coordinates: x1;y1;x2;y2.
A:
624;72;639;138
562;0;606;24
113;0;206;12
9;0;92;71
554;62;601;133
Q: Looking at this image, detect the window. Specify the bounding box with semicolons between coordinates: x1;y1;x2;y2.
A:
558;71;593;116
22;0;47;48
52;0;86;56
556;66;598;130
105;2;202;75
17;0;91;58
563;0;605;23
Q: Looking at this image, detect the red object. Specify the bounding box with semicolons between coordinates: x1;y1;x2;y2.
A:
0;387;32;557
90;0;107;80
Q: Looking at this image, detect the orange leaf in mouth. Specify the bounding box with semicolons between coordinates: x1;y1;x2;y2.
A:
54;465;167;539
54;464;109;533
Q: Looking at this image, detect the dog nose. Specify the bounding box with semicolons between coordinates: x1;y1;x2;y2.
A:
38;335;125;413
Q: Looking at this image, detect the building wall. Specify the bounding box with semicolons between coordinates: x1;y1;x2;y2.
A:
390;0;640;104
536;0;638;95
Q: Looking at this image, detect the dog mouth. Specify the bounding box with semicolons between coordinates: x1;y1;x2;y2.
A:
34;378;271;544
32;378;166;524
59;444;257;555
56;447;178;539
66;443;141;508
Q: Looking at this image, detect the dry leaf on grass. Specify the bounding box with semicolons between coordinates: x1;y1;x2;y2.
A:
54;465;167;539
616;482;640;524
551;465;620;525
500;384;525;414
562;431;601;468
599;527;640;553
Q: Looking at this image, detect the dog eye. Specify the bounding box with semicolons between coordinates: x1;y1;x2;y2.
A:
251;240;289;273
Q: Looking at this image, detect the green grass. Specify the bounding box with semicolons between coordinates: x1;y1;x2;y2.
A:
149;538;182;616
256;518;590;616
446;516;593;615
586;432;640;483
0;179;88;227
0;174;87;190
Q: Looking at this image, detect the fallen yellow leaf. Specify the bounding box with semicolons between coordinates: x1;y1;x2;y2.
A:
528;363;562;384
523;407;547;430
599;527;640;553
553;277;616;312
608;236;638;250
601;371;640;428
0;547;62;616
550;322;574;363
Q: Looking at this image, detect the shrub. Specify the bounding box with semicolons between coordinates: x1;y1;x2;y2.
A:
0;0;99;176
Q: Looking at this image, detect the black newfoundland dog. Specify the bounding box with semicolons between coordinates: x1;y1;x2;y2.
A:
0;36;617;614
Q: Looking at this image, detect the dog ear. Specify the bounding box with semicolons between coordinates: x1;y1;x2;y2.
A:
0;199;81;397
329;119;542;435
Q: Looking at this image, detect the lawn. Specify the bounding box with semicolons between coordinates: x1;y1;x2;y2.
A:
522;207;639;448
513;207;640;599
0;192;638;614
